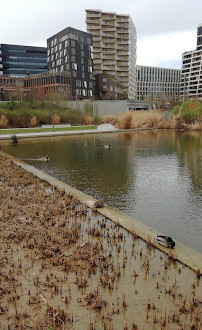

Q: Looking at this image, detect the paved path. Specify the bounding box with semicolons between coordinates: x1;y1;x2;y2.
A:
0;124;118;140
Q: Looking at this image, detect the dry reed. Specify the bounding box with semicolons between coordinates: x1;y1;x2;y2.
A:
0;115;8;128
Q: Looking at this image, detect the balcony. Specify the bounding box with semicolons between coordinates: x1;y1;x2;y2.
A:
87;25;101;31
102;38;115;43
94;48;101;53
86;19;101;25
86;12;101;18
102;43;114;49
102;27;116;32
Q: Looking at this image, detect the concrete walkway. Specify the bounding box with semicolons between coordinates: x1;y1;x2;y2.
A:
0;123;118;140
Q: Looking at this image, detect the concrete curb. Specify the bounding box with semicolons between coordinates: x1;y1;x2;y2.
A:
1;150;202;275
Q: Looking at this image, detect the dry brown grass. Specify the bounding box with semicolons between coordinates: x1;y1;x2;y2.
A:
30;116;37;127
0;115;8;128
84;115;93;125
186;121;202;131
102;115;119;126
52;114;60;126
116;110;164;129
103;110;202;131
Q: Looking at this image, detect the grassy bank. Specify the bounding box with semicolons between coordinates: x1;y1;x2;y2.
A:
0;125;97;135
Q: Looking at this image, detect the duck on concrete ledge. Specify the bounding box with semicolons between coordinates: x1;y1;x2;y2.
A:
39;155;49;162
93;200;104;208
155;235;175;249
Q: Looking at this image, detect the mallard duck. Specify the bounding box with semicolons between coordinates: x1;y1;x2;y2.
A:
93;200;104;208
155;235;175;249
104;144;111;149
39;155;49;162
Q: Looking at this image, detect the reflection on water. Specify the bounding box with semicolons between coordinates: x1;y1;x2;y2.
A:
3;130;202;252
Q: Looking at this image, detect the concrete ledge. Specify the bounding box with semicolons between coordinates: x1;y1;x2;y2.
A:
1;150;201;275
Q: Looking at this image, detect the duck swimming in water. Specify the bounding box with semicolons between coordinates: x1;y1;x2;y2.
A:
104;144;111;149
155;235;175;249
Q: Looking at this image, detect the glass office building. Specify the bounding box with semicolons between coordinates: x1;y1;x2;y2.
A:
0;44;48;77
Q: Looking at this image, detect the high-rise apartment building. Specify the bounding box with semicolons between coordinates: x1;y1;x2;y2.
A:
86;9;137;99
47;27;94;99
0;44;47;77
136;65;181;101
181;24;202;99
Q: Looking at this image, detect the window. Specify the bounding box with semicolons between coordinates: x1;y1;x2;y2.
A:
60;50;63;58
103;78;107;82
71;48;75;55
110;86;113;92
88;90;93;97
71;55;75;62
89;45;93;52
89;52;93;59
72;62;77;70
103;85;107;89
65;40;69;48
66;63;69;70
89;82;93;88
88;66;93;73
82;65;85;72
76;80;81;87
65;56;69;63
82;81;87;88
81;58;84;65
71;40;75;47
82;89;87;96
81;50;84;57
87;38;91;45
82;72;85;78
59;43;62;50
73;71;77;77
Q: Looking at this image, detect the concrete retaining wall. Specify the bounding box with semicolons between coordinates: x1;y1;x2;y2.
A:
67;100;128;117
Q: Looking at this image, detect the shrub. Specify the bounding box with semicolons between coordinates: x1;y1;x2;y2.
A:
171;100;202;124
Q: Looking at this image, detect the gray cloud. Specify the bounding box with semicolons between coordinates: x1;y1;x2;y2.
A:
0;0;201;67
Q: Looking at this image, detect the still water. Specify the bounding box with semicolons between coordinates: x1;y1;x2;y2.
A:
3;130;202;252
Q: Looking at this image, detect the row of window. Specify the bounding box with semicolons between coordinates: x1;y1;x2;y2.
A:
76;80;93;88
76;89;93;97
4;61;47;67
6;56;47;61
49;35;92;47
7;68;47;72
48;47;93;60
48;42;93;55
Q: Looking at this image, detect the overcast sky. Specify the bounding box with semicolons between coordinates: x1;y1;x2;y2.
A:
1;0;201;69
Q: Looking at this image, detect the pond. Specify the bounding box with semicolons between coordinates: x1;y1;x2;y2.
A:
3;130;202;253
